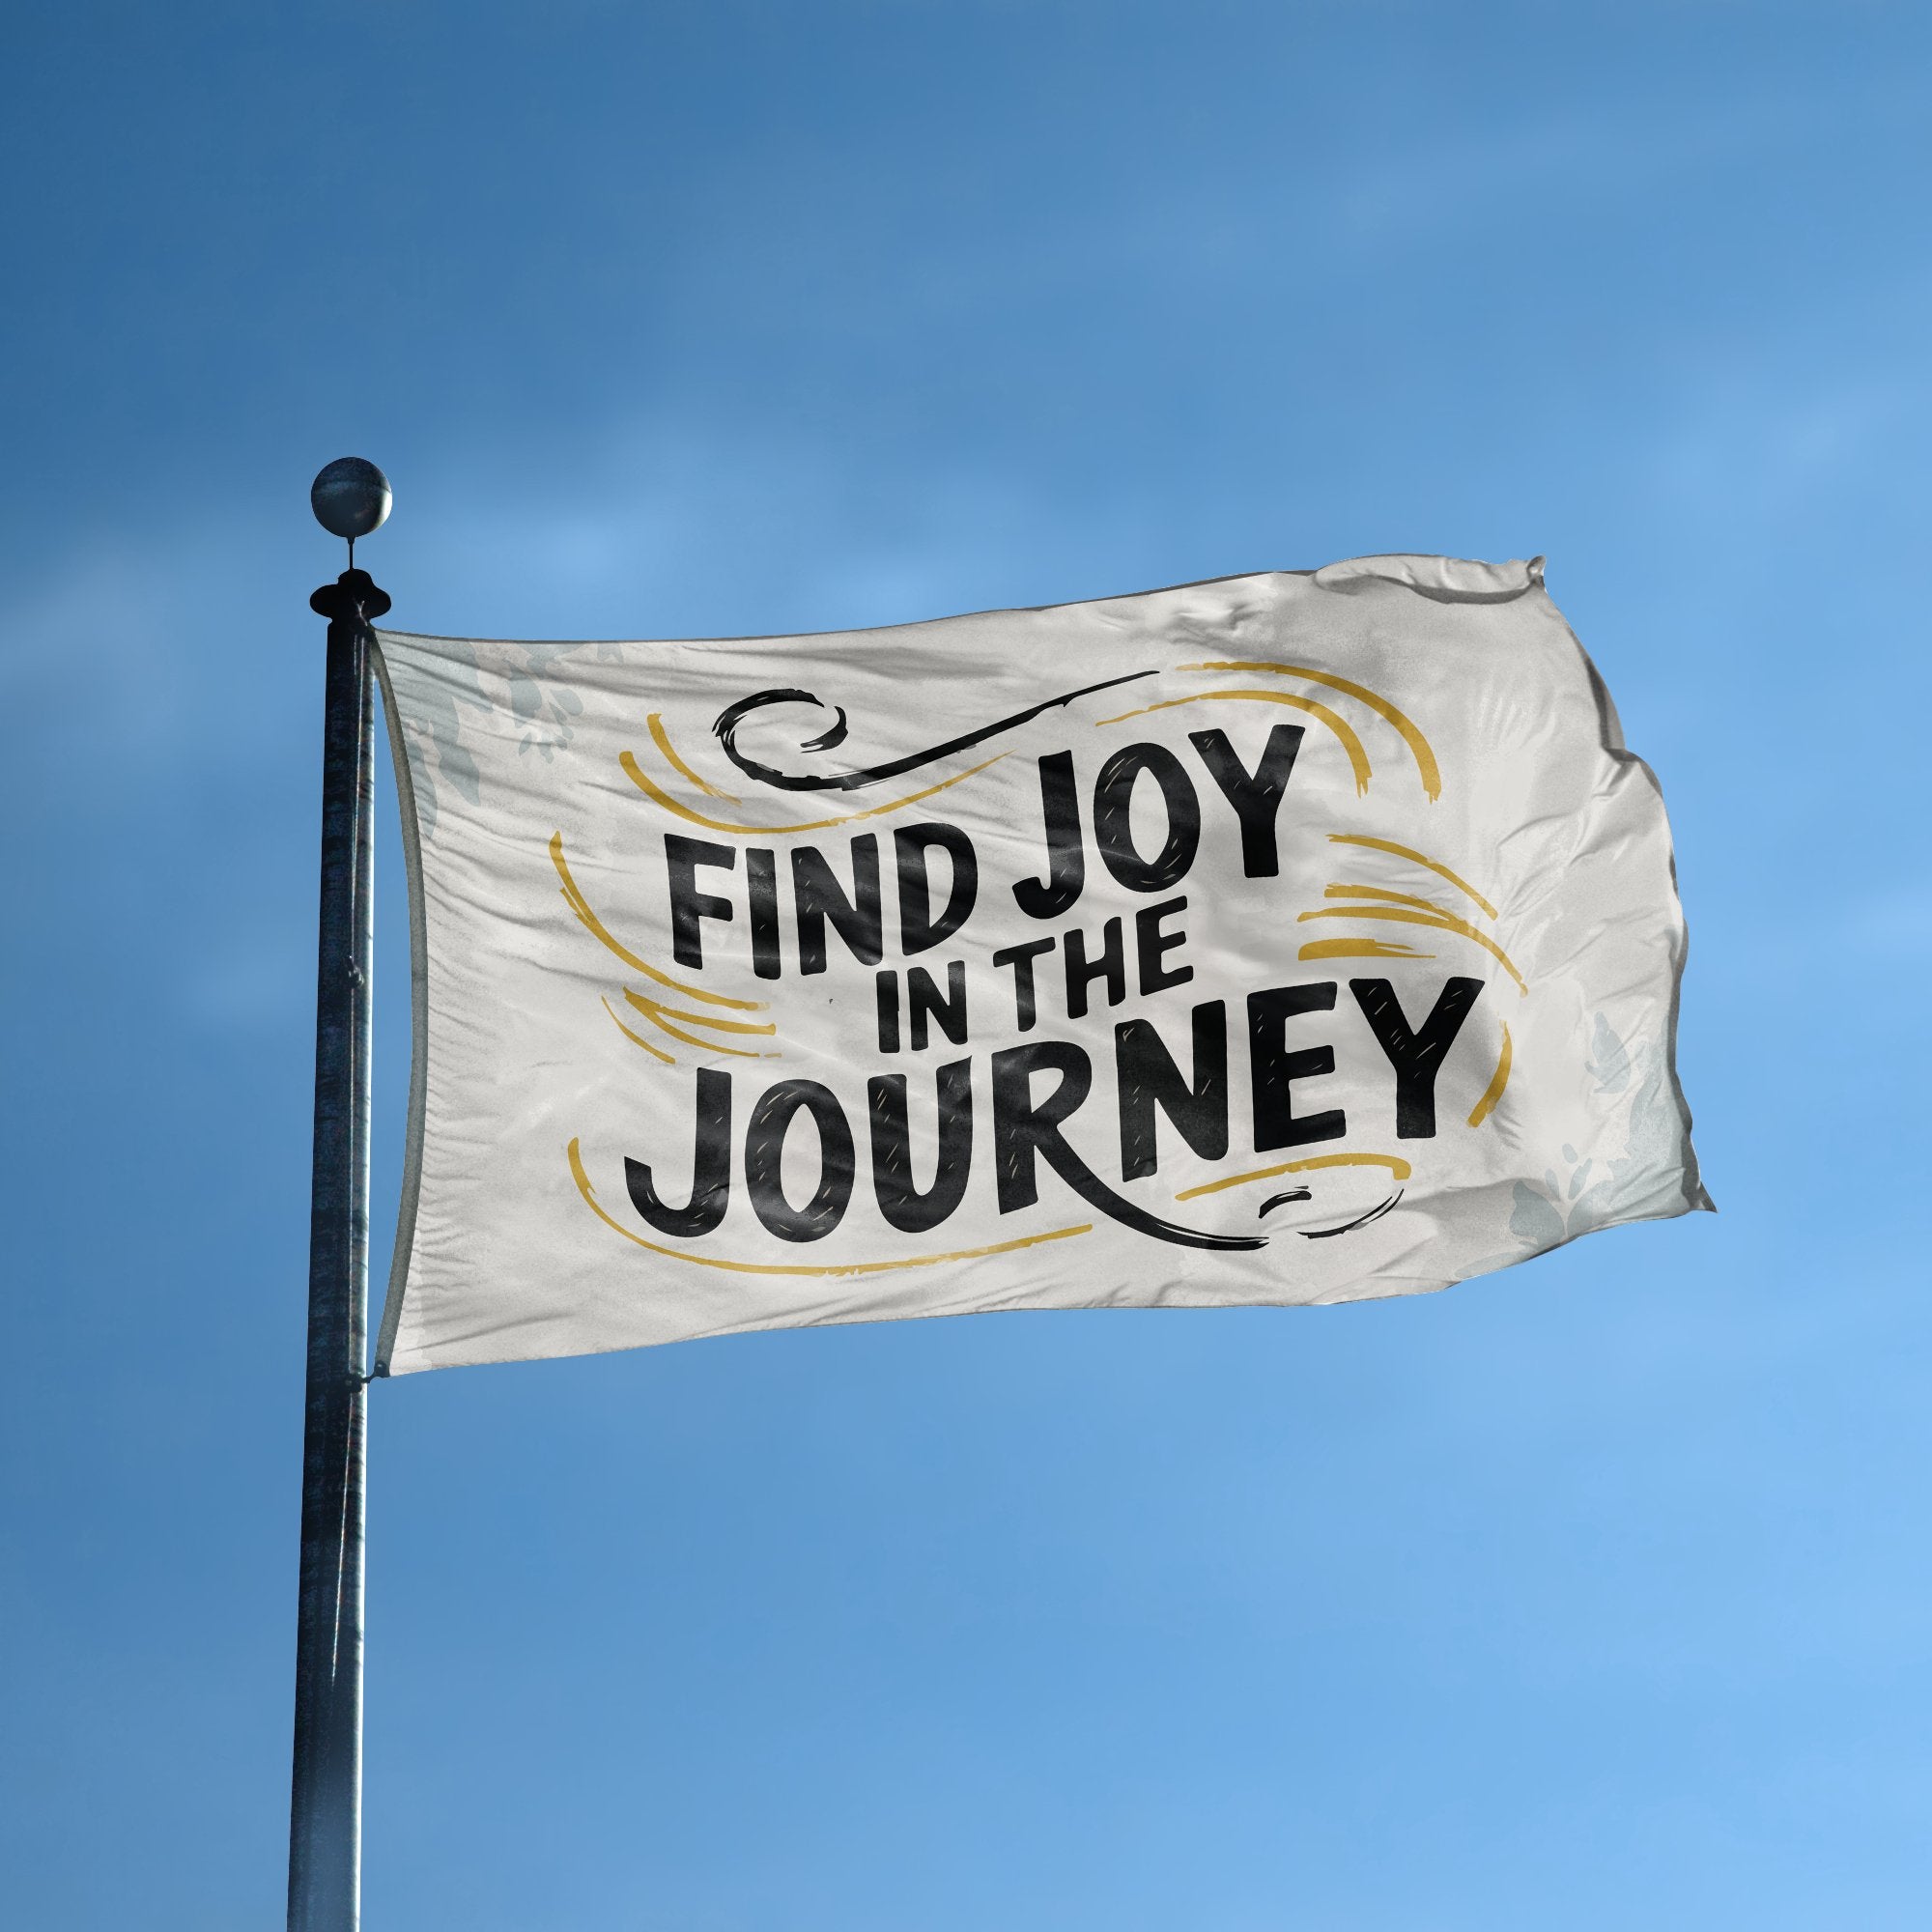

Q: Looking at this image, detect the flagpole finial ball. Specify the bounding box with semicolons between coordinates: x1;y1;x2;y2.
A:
310;457;392;541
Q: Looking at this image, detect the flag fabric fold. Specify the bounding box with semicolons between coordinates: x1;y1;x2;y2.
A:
371;554;1708;1376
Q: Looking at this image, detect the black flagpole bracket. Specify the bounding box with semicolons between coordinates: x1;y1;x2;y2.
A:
309;569;393;627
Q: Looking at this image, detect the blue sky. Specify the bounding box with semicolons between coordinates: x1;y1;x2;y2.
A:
3;3;1929;1926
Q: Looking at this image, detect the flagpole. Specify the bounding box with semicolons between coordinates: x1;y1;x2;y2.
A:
290;461;391;1932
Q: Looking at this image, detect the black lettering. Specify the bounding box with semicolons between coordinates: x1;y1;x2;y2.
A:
1064;917;1126;1019
1134;895;1193;995
747;846;781;980
875;968;901;1053
867;1059;974;1233
1350;977;1485;1138
895;823;979;953
624;1066;733;1236
792;835;884;974
1012;751;1086;918
991;1039;1091;1213
743;1079;855;1241
1249;983;1346;1149
1117;1001;1229;1180
907;960;968;1050
992;937;1055;1032
989;1040;1264;1251
666;836;735;971
1189;724;1304;877
1094;742;1201;892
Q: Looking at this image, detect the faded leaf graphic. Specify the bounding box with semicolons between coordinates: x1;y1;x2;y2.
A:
1510;1014;1680;1250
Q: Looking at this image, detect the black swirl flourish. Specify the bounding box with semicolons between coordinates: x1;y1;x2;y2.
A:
1298;1190;1404;1239
712;670;1158;793
1257;1189;1312;1217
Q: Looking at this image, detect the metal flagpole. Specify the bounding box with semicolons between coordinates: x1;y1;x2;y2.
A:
289;459;392;1932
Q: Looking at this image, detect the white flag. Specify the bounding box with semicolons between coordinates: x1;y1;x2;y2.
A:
371;554;1708;1376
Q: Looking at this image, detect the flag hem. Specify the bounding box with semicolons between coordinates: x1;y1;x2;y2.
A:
370;636;431;1377
365;554;1544;658
1538;582;1715;1219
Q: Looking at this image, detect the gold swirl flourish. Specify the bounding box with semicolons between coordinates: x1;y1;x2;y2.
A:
1466;1024;1514;1127
1094;690;1372;795
551;833;766;1012
1180;661;1442;800
1295;905;1528;994
1324;835;1496;920
1175;1151;1413;1202
1325;882;1461;918
1297;937;1435;962
648;712;740;802
621;987;776;1059
602;997;675;1064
